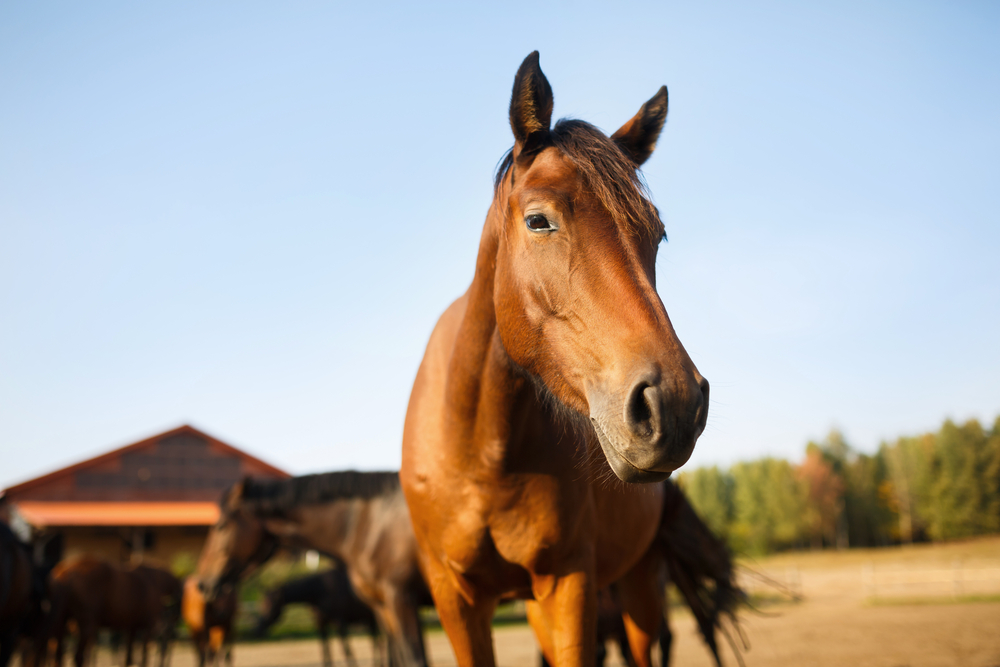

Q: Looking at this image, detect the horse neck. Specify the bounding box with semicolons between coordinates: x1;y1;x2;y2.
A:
443;202;531;458
260;497;367;563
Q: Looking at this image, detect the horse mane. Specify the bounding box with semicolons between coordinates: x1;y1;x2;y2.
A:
233;471;401;516
493;119;665;241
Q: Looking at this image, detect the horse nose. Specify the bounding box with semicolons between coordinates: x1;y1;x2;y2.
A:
624;378;662;442
624;372;709;444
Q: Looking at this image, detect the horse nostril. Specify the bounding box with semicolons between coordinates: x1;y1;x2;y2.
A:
625;381;660;440
197;581;206;594
696;376;710;425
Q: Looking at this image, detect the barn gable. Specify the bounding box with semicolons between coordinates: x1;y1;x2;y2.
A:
3;425;289;503
1;426;291;564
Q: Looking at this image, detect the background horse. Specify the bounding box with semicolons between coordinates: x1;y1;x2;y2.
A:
182;577;237;667
254;568;383;667
195;472;431;667
49;557;178;667
0;524;40;667
400;51;709;667
133;565;183;667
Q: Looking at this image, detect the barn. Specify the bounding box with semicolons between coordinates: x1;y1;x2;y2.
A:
0;425;289;568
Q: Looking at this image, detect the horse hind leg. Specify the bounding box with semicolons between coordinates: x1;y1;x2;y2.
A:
336;624;356;667
73;623;96;667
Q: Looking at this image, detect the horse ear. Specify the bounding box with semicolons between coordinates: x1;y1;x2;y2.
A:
225;477;249;511
509;51;553;158
611;86;668;167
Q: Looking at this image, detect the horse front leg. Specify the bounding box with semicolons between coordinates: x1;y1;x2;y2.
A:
530;567;596;667
335;624;356;667
421;563;495;667
140;630;150;667
313;615;332;667
374;586;432;667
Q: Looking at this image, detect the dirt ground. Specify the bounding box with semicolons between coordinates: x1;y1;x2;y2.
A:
78;537;1000;667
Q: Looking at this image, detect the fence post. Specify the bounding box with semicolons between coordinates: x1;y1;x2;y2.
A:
952;559;963;599
862;562;875;600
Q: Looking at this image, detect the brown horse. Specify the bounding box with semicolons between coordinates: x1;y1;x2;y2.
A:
182;577;237;667
49;557;179;667
195;473;430;667
133;564;183;667
400;52;709;667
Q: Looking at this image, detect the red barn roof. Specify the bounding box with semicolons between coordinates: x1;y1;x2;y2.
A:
2;425;290;522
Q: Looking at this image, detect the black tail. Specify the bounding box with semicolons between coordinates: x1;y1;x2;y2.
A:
655;481;746;667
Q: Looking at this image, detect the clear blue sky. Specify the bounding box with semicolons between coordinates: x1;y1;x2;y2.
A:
2;1;998;487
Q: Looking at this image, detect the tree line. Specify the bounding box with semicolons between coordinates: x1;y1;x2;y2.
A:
676;415;1000;555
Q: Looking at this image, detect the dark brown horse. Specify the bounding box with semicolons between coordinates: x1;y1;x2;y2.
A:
195;472;430;667
133;564;183;667
400;51;709;667
49;557;179;667
254;568;383;667
182;577;237;667
0;524;40;667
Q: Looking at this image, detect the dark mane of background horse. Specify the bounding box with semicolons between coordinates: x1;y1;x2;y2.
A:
494;119;665;241
229;471;401;514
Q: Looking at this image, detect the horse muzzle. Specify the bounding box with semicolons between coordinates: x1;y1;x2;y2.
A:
588;370;709;483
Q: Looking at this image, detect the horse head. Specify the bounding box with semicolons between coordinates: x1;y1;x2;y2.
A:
196;479;276;602
492;52;709;483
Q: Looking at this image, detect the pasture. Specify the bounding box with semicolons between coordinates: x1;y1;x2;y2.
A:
60;537;1000;667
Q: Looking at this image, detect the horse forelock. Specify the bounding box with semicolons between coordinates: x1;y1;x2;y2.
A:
492;119;665;242
234;471;401;516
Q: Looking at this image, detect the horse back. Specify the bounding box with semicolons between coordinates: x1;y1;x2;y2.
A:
52;557;158;631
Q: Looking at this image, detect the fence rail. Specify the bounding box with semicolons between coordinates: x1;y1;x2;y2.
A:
863;562;1000;599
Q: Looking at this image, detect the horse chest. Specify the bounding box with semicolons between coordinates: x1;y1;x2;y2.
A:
438;473;589;589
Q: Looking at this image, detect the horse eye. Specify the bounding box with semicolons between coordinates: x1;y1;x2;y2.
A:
525;214;554;232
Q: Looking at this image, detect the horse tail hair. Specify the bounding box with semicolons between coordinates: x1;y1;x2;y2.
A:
655;480;747;667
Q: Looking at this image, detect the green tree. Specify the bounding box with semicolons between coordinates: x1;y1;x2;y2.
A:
843;451;893;547
925;418;1000;539
881;434;934;543
730;458;807;555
